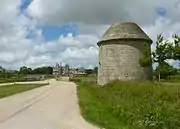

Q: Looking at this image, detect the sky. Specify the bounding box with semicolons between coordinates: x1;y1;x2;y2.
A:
0;0;180;70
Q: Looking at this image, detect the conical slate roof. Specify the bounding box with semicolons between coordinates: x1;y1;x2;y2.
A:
98;22;152;43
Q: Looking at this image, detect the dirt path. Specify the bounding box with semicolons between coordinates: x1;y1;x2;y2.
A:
0;79;99;129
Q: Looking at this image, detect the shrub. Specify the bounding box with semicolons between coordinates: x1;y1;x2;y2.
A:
69;77;81;82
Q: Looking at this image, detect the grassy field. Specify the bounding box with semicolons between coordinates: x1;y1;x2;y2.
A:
0;83;48;98
77;78;180;129
0;78;26;83
167;75;180;83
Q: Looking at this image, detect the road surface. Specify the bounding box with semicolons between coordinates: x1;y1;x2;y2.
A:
0;79;99;129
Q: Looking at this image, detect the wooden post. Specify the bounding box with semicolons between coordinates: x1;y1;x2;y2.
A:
158;73;161;82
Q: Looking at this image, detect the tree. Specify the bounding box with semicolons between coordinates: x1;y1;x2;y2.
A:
19;66;30;75
85;69;93;75
93;66;98;74
151;34;180;80
172;34;180;61
152;34;174;64
139;42;152;67
155;62;177;79
32;66;53;74
28;68;32;74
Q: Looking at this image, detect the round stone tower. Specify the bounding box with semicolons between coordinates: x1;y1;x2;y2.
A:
97;22;153;85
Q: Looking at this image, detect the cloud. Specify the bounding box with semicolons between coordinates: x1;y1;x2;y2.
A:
24;33;99;69
58;33;98;48
27;0;180;48
27;0;180;25
141;17;180;52
0;0;21;14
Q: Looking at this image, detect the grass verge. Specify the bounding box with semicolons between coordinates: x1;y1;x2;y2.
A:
0;83;48;98
77;79;180;129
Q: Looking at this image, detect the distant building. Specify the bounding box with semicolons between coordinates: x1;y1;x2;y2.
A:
64;64;70;76
53;63;62;76
52;63;86;77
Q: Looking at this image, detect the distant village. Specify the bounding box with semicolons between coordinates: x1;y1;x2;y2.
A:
0;63;87;76
0;63;97;82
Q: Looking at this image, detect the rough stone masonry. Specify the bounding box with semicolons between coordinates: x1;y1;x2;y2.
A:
97;22;153;85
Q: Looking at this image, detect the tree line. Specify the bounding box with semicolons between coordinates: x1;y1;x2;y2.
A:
18;66;53;75
0;66;53;79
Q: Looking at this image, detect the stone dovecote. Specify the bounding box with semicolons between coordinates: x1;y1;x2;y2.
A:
97;22;153;85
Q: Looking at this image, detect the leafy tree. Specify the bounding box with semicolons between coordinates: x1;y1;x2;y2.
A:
19;66;35;75
172;34;180;61
19;66;30;75
93;66;98;74
140;33;180;80
155;62;177;79
32;66;53;74
85;69;93;75
28;68;32;74
18;66;53;75
152;34;180;80
139;42;152;67
152;34;173;64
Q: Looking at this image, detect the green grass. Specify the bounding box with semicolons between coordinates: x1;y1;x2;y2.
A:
0;78;25;83
70;76;97;83
77;79;180;129
0;83;48;98
167;75;180;82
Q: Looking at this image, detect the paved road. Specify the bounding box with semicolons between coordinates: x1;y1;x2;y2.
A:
0;79;99;129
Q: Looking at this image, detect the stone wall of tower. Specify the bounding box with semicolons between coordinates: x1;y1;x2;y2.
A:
98;39;152;85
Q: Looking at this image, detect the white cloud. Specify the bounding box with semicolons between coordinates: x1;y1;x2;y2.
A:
26;33;99;69
61;46;98;60
143;18;180;41
58;33;99;48
27;0;180;25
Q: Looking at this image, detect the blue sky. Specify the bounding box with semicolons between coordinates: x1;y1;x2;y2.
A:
40;24;77;41
26;23;78;41
156;7;167;17
20;0;32;11
21;0;77;41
